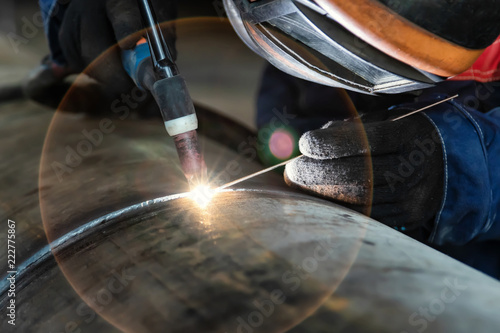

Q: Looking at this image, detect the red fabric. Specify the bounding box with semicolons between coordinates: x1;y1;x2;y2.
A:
450;36;500;82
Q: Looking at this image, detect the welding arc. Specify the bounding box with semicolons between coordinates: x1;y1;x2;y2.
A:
217;94;458;190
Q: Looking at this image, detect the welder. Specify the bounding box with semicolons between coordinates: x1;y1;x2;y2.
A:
28;0;500;278
225;0;500;278
30;0;206;187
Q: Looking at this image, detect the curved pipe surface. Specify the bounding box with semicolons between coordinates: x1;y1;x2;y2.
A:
1;17;500;332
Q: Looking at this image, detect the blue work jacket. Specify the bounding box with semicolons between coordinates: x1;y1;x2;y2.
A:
417;82;500;279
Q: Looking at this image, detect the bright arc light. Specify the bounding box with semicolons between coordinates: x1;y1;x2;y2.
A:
189;185;215;208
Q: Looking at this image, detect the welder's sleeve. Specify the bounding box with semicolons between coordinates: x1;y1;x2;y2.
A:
256;65;353;135
424;100;500;246
39;0;68;66
256;65;328;135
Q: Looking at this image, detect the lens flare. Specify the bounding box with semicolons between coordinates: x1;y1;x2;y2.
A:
269;129;295;159
189;185;215;208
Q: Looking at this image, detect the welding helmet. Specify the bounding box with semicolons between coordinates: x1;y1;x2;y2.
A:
223;0;500;94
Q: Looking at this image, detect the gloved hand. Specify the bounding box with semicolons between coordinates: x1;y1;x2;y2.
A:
284;112;445;232
25;0;177;111
29;0;177;114
59;0;177;77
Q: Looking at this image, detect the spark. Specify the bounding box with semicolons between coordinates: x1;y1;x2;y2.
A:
189;185;216;209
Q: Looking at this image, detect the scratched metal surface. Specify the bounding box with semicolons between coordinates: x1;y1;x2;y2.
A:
0;102;123;332
2;13;500;330
2;101;500;332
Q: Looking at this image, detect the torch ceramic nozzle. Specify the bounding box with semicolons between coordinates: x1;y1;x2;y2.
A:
173;130;207;188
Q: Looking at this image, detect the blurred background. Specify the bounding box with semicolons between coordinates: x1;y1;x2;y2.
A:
0;0;265;129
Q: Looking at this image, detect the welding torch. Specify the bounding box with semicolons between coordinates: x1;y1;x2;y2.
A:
122;0;207;187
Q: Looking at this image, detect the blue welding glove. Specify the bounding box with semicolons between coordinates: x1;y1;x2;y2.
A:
284;111;444;233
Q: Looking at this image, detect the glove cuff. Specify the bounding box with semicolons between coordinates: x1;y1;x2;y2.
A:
424;100;493;246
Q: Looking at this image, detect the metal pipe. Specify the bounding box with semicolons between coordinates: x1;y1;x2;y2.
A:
2;97;500;333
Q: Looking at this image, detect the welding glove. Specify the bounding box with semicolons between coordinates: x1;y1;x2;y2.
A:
36;0;177;114
59;0;177;75
284;113;444;232
26;0;177;111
